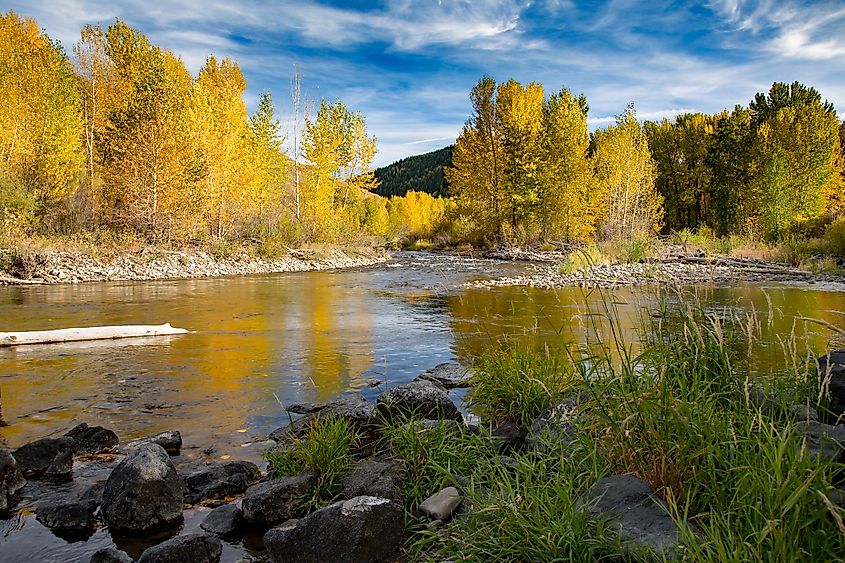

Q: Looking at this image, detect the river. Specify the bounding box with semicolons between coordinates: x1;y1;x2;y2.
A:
1;251;843;561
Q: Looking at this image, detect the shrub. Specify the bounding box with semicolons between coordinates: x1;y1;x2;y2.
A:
468;346;580;428
558;243;605;275
823;217;845;258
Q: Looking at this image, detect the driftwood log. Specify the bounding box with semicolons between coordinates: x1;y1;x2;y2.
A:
0;323;188;347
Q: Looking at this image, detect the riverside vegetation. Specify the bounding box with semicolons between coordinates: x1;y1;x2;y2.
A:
252;289;845;562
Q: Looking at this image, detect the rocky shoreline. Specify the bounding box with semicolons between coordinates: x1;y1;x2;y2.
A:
0;246;390;285
468;249;845;290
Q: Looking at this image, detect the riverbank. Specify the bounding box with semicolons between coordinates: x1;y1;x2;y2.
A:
468;246;845;290
0;245;390;285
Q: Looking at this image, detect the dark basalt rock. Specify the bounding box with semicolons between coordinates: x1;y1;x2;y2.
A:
797;421;845;462
12;436;76;479
491;421;526;452
577;474;682;558
525;393;588;452
36;498;97;531
415;362;473;389
184;460;261;504
819;351;845;418
200;503;243;536
263;496;404;563
101;443;183;535
137;533;222;563
89;547;133;563
338;459;403;502
0;448;26;512
376;380;463;422
242;472;316;528
270;396;380;443
118;430;182;455
66;423;119;453
44;447;74;482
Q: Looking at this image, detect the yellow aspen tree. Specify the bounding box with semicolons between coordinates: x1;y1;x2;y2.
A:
191;55;250;238
592;105;663;240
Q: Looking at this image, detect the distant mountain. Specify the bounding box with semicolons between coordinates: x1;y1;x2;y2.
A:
374;145;453;198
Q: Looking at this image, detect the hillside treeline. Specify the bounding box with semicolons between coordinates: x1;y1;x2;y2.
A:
374;146;452;197
0;11;445;250
447;76;844;246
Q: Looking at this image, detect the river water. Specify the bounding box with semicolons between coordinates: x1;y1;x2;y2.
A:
1;251;844;562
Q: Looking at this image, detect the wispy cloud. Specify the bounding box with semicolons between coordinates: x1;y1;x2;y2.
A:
5;0;844;166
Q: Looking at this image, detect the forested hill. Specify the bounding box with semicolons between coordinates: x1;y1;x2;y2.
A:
374;145;453;197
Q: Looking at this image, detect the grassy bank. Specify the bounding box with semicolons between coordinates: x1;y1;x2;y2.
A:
266;289;844;561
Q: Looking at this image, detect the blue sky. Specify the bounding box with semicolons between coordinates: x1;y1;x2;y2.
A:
7;0;845;166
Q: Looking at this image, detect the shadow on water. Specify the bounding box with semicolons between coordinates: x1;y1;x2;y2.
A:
1;252;844;561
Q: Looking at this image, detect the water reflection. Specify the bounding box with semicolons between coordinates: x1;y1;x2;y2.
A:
1;256;844;461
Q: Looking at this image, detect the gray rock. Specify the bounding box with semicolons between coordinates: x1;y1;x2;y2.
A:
491;421;526;452
819;351;845;418
12;436;76;478
578;474;682;558
0;448;26;512
263;496;404;563
118;430;182;455
525;394;587;452
242;472;316;527
137;533;222;563
184;460;261;504
44;447;74;482
419;487;461;520
376;380;462;422
36;498;97;531
102;443;183;535
415;363;473;389
90;547;133;563
798;421;845;462
270;396;380;443
339;459;403;502
285;402;326;415
66;423;119;453
200;504;242;536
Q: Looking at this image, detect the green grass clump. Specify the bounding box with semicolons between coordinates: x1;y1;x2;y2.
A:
382;418;496;509
558;243;606;275
265;415;360;503
468;346;580;428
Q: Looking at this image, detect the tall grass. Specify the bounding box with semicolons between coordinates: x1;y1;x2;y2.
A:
411;288;845;561
265;415;361;504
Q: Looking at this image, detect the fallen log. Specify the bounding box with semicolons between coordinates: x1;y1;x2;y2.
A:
0;276;45;285
0;323;188;347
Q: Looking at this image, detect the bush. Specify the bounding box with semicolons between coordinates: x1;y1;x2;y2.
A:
823;217;845;258
468;346;580;428
558;243;606;275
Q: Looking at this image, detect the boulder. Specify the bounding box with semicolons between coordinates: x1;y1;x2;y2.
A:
525;394;587;452
101;443;183;535
263;496;404;563
118;430;182;455
577;474;682;558
137;533;222;563
12;436;76;478
376;380;462;422
0;448;26;512
491;421;526;452
419;487;461;520
89;547;133;563
415;363;473;389
65;423;119;453
35;498;97;531
200;504;242;536
270;396;379;443
184;460;261;504
798;421;845;462
819;351;845;418
44;447;74;482
242;472;316;527
339;459;403;502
